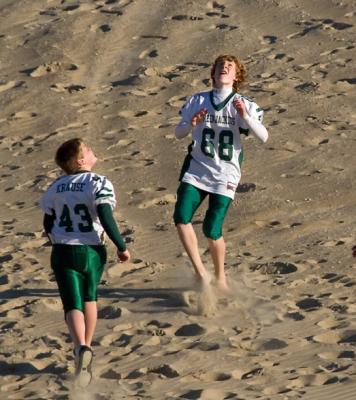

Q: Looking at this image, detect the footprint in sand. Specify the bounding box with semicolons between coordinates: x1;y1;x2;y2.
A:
180;388;230;400
322;272;355;288
142;62;209;82
250;261;298;275
285;373;347;391
231;365;264;380
6;174;47;192
2;135;42;158
98;305;127;320
22;62;78;77
288;18;353;40
320;236;354;248
106;138;135;150
113;332;134;348
312;331;343;344
169;14;203;21
294;81;319;94
140;34;168;41
127;186;175;208
337;350;355;359
99;24;111;33
337;330;356;344
187;341;220;351
167;94;188;108
320;45;355;57
114;109;159;119
105;151;155;170
147;364;179;378
127;86;165;97
50;83;86;94
1;219;17;233
266;52;294;62
338;77;356;85
137;193;176;209
61;4;80;12
153;221;170;232
10;111;37;120
56;121;88;135
0;80;24;92
175;323;207;337
214;23;238;31
144;320;173;338
60;2;103;13
0;274;9;286
260;35;278;44
193;371;232;383
296;297;322;312
99;5;125;16
138;49;159;59
206;4;229;19
251;338;288;352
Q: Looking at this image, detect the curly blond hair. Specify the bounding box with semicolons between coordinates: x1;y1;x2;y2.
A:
211;54;246;92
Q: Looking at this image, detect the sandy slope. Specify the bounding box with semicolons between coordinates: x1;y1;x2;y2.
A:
0;0;355;399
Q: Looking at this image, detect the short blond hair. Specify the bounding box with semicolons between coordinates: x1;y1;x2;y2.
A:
55;138;84;174
211;54;246;92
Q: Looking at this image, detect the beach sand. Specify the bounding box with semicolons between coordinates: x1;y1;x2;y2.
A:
0;0;355;399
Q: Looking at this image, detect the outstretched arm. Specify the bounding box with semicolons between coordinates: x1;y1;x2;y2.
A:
233;99;268;143
175;108;208;139
97;203;130;263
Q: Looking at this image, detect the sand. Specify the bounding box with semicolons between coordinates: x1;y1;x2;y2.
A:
0;0;355;399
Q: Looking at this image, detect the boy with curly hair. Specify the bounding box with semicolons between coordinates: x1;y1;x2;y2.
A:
174;54;269;292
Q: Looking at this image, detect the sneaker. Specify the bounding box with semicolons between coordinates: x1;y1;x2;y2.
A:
74;345;93;387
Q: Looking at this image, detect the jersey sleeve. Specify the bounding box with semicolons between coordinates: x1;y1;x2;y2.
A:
242;99;268;143
93;176;116;210
247;101;264;123
238;97;264;131
180;95;193;120
176;94;205;139
39;190;54;215
180;93;205;122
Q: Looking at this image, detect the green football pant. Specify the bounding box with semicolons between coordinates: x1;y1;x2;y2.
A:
173;182;231;240
51;244;107;314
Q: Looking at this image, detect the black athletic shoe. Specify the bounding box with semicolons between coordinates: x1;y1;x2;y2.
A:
74;345;93;387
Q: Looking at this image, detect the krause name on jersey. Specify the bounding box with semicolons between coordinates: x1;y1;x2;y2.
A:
40;172;116;245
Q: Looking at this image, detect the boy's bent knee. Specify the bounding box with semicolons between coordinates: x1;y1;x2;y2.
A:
203;221;222;240
173;210;191;225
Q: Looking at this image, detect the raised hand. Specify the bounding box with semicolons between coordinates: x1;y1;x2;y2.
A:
191;108;208;126
232;98;247;119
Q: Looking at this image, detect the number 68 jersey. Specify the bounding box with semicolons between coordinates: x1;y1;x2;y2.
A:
39;172;116;245
179;90;263;199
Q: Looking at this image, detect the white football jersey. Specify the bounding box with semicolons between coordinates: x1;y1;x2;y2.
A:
39;172;116;245
179;90;263;199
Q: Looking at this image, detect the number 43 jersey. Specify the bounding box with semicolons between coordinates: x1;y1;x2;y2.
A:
39;172;116;245
179;90;263;199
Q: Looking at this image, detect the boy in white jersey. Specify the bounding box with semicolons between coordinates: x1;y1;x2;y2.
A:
173;54;268;292
39;138;130;386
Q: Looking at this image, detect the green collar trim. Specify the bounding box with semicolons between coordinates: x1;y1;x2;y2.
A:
209;90;236;111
